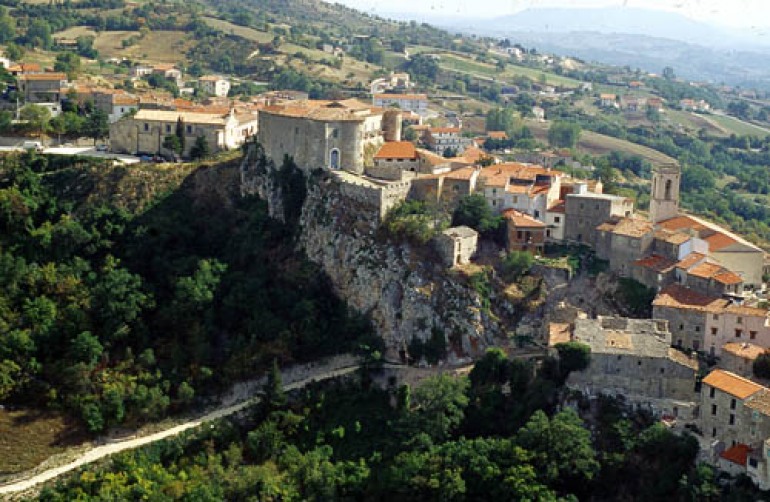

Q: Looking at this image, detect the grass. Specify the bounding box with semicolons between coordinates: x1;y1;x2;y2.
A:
53;27;192;63
708;114;770;137
525;120;677;164
665;109;728;137
201;17;274;44
0;409;87;476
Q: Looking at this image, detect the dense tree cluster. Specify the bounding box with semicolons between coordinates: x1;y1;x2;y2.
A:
0;153;375;432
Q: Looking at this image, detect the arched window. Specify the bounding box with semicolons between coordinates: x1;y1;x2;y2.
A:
665;179;673;200
329;149;340;169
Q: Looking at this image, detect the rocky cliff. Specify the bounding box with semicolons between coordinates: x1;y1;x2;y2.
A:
241;147;514;361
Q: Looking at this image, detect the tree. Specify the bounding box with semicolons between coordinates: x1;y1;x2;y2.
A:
754;352;770;379
190;135;210;159
175;117;186;153
406;374;469;442
515;408;600;492
555;341;591;375
54;52;81;79
0;9;16;44
26;19;52;49
19;104;51;137
452;194;501;234
163;135;182;154
402;126;417;142
547;121;581;148
4;42;23;61
264;358;287;410
84;109;109;145
501;251;534;282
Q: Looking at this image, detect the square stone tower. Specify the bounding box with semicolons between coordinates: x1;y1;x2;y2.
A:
650;162;680;224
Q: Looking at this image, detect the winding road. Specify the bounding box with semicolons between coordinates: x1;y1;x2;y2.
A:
0;361;367;496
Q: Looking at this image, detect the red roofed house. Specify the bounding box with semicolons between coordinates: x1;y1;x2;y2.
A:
18;72;68;104
369;141;419;180
424;126;465;154
503;209;546;254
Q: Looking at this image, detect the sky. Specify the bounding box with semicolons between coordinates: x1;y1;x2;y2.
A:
334;0;770;28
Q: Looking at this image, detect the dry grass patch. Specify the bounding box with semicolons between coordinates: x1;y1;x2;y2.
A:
0;409;87;476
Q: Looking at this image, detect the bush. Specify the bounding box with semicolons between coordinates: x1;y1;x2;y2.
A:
754;353;770;379
385;200;447;245
501;251;533;282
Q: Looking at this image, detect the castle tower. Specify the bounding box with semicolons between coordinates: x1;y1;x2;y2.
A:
650;162;680;224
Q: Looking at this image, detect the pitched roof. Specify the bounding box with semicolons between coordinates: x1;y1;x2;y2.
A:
634;254;677;273
548;323;572;346
658;214;760;253
503;209;546;228
548;201;566;214
652;284;729;313
133;109;230;126
374;141;417;160
745;389;770;416
487;131;508;140
720;444;751;467
416;148;448;167
261;99;381;122
702;369;764;399
688;262;743;285
675;252;707;270
444;166;477;181
20;72;67;81
598;217;653;238
722;342;766;361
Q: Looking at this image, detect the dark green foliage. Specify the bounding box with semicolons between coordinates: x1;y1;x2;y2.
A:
384;199;446;245
407;326;447;365
189;135;210;160
452;194;501;233
754;352;770;379
547;121;581;148
501;251;534;282
264;359;287;410
554;341;591;375
614;278;656;317
0;154;375;432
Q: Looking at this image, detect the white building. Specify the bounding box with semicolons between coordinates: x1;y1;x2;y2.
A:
199;76;231;98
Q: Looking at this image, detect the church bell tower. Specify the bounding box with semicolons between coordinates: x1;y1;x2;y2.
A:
650;162;680;224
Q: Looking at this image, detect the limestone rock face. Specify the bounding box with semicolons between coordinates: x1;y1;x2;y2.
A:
242;156;510;360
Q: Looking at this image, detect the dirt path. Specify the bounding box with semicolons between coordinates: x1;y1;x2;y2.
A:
0;360;366;496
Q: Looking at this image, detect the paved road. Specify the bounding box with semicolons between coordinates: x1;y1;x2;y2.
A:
0;145;141;164
0;364;365;496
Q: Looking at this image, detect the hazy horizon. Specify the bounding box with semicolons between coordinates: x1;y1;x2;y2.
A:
334;0;770;29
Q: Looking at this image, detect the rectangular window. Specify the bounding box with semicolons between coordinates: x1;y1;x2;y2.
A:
751;331;757;340
186;125;192;134
144;123;149;131
709;387;715;398
695;326;700;332
713;314;719;320
736;329;743;338
711;327;718;336
166;124;171;133
737;317;743;324
679;324;684;331
554;216;561;223
729;414;735;425
731;399;737;410
711;404;717;415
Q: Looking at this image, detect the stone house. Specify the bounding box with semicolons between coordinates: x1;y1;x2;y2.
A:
424;127;465;154
600;93;617;108
652;285;725;351
545;201;566;241
681;261;744;298
564;189;634;246
368;141;420;181
477;163;563;220
199;75;231;98
595;217;654;277
110;109;258;156
708;305;770;356
435;226;478;268
721;343;766;378
565;316;699;418
503;209;546;255
18;72;68;103
258;99;387;175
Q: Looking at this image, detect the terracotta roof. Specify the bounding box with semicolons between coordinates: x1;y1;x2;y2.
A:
373;93;427;101
503;209;546;228
444;166;477;181
487;131;508;140
722;342;766;361
461;146;488;163
688;262;743;285
658;214;759;252
654;230;691;245
20;72;67;81
374;141;417;160
652;284;729;312
199;75;226;82
548;201;566;214
133;109;230;126
113;94;139;105
600;93;616;99
548;323;572;346
675;252;707;270
634;255;677;273
720;444;751;467
724;304;769;317
261;99;380;122
416;148;448;167
668;348;699;370
430;127;461;134
702;369;763;399
598;217;653;238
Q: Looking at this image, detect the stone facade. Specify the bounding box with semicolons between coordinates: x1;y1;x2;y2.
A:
503;209;546;254
435;226;478;268
720;343;766;378
566;316;699;418
564;192;634;246
700;370;770;448
18;73;68;103
258;99;384;175
110;109;257;156
595;217;654;276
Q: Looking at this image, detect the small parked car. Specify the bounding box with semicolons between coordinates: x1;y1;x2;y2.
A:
22;140;44;152
95;144;109;152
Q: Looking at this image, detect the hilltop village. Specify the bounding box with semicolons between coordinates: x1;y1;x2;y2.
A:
238;92;770;486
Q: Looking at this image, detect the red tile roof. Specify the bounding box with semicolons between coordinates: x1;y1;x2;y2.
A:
20;72;67;81
652;284;729;312
487;131;508;140
688;262;743;285
675;252;707;270
703;369;764;399
502;209;546;228
720;444;751;467
374;141;417;160
548;201;566;214
634;254;677;273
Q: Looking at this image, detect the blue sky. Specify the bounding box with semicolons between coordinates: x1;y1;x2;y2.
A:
334;0;769;28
